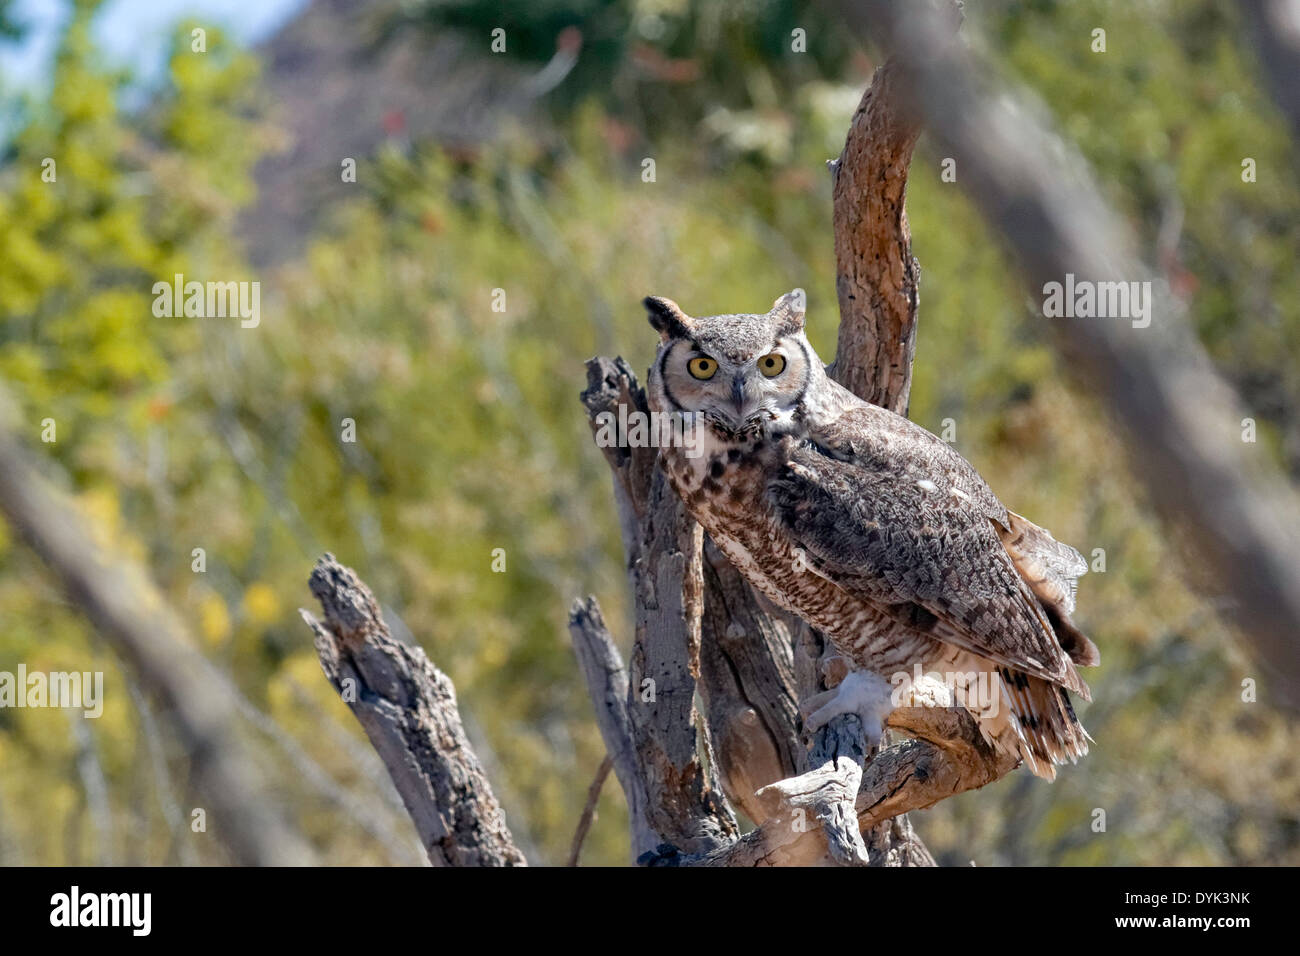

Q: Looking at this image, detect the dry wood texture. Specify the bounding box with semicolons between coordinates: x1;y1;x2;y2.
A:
302;554;526;866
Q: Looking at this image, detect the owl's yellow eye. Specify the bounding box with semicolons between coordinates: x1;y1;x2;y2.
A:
758;353;786;377
688;356;718;380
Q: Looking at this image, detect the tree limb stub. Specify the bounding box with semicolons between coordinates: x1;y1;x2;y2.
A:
302;553;526;866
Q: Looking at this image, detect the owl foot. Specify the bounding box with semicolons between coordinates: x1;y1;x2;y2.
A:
636;843;684;867
801;670;895;749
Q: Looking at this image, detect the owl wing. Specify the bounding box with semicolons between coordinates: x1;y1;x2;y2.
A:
768;404;1091;699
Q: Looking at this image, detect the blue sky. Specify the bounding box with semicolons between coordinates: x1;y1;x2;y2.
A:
0;0;307;90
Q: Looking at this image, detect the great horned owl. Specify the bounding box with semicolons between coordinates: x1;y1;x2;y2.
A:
644;289;1099;780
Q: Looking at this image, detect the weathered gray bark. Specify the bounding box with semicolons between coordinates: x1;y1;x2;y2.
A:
301;553;526;866
625;472;738;854
578;361;739;859
567;596;658;860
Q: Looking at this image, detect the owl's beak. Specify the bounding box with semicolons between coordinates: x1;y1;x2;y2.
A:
730;376;762;424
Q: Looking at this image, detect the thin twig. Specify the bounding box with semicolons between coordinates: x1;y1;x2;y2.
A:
566;754;614;867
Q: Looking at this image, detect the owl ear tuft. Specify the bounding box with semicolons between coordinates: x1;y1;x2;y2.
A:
771;288;807;332
644;296;694;342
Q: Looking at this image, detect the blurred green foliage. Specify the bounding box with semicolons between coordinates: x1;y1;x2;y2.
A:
399;0;857;149
0;0;1296;865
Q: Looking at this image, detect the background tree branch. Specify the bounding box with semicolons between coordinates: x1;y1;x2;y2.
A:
0;405;314;866
836;0;1300;708
1241;0;1300;147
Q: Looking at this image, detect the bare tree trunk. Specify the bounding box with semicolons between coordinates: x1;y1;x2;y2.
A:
828;54;923;416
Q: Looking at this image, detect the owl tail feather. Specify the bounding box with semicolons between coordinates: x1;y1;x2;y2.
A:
997;668;1091;782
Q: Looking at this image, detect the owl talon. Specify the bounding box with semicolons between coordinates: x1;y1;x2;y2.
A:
801;670;894;748
636;842;685;867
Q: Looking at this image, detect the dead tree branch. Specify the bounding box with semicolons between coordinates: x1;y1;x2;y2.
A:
566;754;613;866
828;56;923;415
567;595;658;859
301;553;526;866
578;361;738;858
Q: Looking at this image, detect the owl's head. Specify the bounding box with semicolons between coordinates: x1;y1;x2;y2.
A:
644;289;823;439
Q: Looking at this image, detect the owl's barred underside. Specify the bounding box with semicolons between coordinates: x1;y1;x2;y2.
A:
644;289;1099;780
